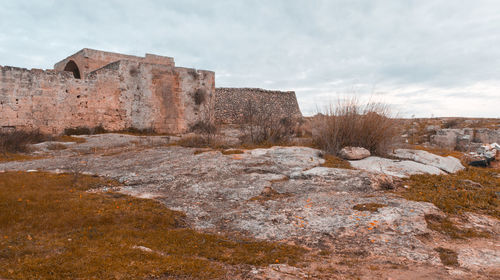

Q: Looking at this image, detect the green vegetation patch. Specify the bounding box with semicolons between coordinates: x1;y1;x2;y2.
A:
0;172;305;280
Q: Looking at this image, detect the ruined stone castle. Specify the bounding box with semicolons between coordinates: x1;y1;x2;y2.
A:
0;49;301;134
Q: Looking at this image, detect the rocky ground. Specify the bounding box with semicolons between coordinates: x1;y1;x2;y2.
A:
1;133;499;279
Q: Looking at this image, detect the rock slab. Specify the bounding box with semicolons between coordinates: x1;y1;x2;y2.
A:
339;146;371;160
349;156;445;178
392;149;465;173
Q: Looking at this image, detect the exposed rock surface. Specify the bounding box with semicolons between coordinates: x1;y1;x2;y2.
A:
392;149;465;173
339;146;371;160
0;134;498;279
349;156;446;178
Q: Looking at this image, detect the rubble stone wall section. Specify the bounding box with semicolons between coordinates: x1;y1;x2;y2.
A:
430;128;500;150
214;87;302;124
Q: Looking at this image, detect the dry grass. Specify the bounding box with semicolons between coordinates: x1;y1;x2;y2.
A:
55;135;86;143
402;167;500;218
47;143;68;150
239;100;297;146
320;154;353;169
0;130;48;154
0;152;43;163
0;172;305;280
434;247;459;266
424;214;489;239
312;98;399;156
221;149;244;155
352;203;387;212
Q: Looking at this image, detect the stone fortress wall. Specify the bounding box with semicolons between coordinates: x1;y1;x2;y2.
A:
214;88;302;124
1;49;302;135
1;49;214;134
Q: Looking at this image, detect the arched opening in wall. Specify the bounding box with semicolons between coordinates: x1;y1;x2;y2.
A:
64;60;81;79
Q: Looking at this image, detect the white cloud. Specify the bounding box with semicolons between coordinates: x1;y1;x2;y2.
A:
1;0;500;117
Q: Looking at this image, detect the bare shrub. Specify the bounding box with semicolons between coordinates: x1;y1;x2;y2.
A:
64;126;91;135
442;118;460;129
64;125;108;136
189;120;218;146
312;98;398;156
239;100;296;145
121;127;155;135
0;130;48;154
177;134;211;148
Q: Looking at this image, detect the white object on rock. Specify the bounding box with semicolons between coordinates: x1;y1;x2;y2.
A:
392;149;465;173
349;156;445;178
339;146;371;160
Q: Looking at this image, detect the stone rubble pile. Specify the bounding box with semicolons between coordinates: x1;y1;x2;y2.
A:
466;142;500;167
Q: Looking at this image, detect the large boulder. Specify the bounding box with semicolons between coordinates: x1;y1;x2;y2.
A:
339;146;371;160
473;128;500;143
430;129;461;149
392;149;465;173
349;156;445;178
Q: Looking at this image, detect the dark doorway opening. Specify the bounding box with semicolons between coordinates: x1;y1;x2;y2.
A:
64;60;81;79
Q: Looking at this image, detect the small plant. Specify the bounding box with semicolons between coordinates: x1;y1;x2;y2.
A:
0;130;48;154
424;214;489;239
47;143;68;150
320;153;352;169
63;125;108;136
221;149;244;155
352;203;387;212
189;120;218;146
193;89;206;105
434;247;459;266
442;118;460;129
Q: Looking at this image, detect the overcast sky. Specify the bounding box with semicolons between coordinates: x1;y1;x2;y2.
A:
1;0;499;117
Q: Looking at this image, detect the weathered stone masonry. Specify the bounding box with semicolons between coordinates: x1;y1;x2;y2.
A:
1;49;214;134
1;49;302;134
214;88;302;124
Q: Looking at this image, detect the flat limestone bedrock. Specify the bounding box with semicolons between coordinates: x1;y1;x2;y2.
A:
0;135;498;276
391;148;465;173
349;156;446;178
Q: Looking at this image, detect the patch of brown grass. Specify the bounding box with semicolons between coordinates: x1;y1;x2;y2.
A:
0;152;43;163
0;172;305;279
47;143;68;150
249;186;291;202
434;247;459;266
321;154;353;169
402;167;500;218
424;214;489;239
0;130;48;154
221;149;244;155
352;203;387;212
55;135;86;143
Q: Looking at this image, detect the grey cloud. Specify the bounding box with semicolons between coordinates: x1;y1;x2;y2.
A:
1;0;499;117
